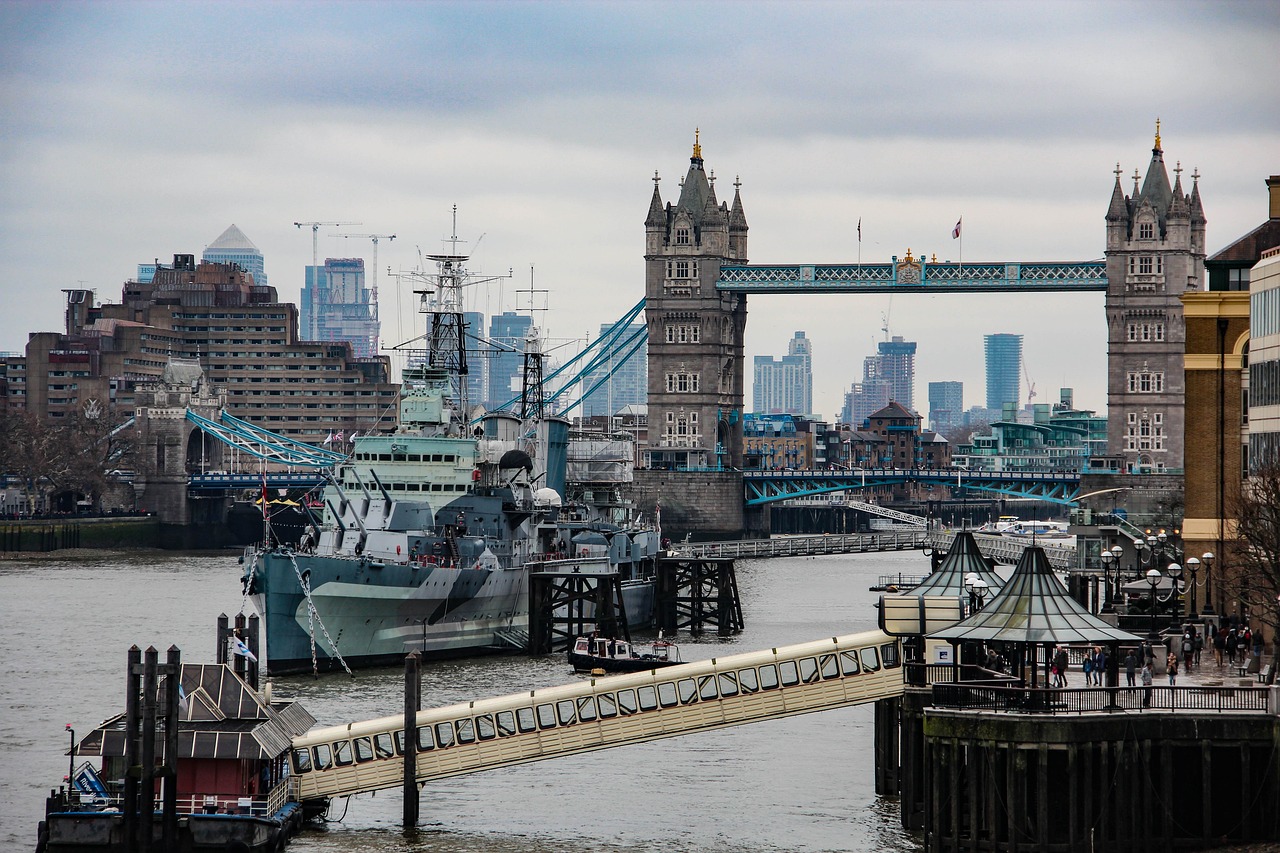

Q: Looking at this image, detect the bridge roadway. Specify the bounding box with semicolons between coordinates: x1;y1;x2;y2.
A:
716;260;1107;294
744;468;1081;506
287;629;905;805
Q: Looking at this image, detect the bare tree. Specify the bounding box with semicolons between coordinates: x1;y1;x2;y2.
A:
1226;459;1280;660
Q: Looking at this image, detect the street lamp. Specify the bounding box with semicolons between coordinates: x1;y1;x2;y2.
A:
1100;549;1116;613
1146;568;1163;639
1184;556;1201;619
1201;552;1215;615
1145;563;1184;638
964;572;989;615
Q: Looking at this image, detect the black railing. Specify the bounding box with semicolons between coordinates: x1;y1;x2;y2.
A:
931;683;1270;714
904;662;1017;687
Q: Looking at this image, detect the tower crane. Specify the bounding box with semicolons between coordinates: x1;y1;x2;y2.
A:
293;221;362;295
335;233;396;322
1023;360;1037;406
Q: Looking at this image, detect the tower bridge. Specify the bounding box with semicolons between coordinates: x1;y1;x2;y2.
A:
716;258;1106;294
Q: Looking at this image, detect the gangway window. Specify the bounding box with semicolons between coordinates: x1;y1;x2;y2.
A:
434;723;454;748
677;678;699;704
496;711;517;737
881;644;901;668
292;748;312;774
557;700;577;725
860;647;881;672
516;707;537;733
416;726;435;750
657;682;678;708
759;664;780;690
374;733;395;758
456;718;476;744
354;737;374;763
840;652;861;675
314;744;333;771
779;661;800;687
798;657;820;684
819;654;840;680
333;740;354;766
395;730;406;754
718;673;739;697
476;715;496;740
638;686;659;711
698;675;718;701
576;697;598;722
536;704;557;729
598;693;618;718
738;668;759;693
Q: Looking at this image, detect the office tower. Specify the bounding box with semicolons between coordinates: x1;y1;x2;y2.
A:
753;331;813;415
202;224;267;286
984;333;1023;411
582;321;648;418
841;353;891;427
300;258;379;359
928;381;964;432
487;312;533;409
462;310;486;411
877;335;916;411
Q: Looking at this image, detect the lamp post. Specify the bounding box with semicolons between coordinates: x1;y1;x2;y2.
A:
964;572;989;615
1185;556;1201;620
1201;551;1215;615
1146;568;1162;639
65;724;75;792
1100;549;1116;613
1145;562;1184;639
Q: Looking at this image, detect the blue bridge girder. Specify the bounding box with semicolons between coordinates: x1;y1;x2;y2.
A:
716;260;1106;294
742;468;1081;506
188;472;326;492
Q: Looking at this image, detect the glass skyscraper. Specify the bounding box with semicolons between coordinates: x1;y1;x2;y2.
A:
928;381;964;432
202;224;267;286
581;321;647;417
487;312;533;410
984;333;1023;411
753;331;813;415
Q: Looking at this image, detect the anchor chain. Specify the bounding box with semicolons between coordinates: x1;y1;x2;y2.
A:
287;551;353;678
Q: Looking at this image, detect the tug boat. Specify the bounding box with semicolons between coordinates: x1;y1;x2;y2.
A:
569;634;682;673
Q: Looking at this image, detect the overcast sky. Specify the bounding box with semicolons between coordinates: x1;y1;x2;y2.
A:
1;1;1276;421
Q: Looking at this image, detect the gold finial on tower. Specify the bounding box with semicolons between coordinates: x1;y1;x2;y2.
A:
1154;117;1162;151
693;128;702;160
904;247;915;263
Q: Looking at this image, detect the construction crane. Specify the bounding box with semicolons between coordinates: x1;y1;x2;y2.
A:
1023;360;1037;405
293;220;362;305
336;233;396;322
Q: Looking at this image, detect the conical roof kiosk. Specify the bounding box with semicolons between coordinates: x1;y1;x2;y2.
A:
930;544;1144;689
910;530;1005;602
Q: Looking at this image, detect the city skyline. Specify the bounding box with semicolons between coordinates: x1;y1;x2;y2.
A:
1;2;1275;423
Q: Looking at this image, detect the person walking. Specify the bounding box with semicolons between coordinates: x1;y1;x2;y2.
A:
1214;629;1226;667
1053;646;1069;687
1141;661;1154;707
1125;650;1138;687
1227;629;1239;665
1167;651;1179;686
1181;632;1194;670
1193;629;1203;667
1094;648;1108;686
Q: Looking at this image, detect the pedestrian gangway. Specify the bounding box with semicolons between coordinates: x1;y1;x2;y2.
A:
287;628;904;805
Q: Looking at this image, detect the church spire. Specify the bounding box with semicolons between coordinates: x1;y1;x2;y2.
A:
1106;162;1129;222
646;170;666;227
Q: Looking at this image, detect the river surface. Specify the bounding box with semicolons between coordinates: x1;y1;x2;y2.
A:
0;547;926;852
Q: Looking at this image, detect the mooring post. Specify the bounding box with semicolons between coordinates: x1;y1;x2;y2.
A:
139;646;158;853
162;646;181;849
246;614;260;689
403;651;420;831
232;613;248;682
215;614;228;664
122;645;142;852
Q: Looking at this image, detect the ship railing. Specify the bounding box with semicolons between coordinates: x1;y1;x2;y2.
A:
931;683;1270;714
175;790;277;817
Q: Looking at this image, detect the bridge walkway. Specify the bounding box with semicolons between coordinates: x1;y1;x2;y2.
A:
669;530;926;560
288;629;904;804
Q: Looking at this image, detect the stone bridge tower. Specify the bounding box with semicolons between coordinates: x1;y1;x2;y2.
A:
132;358;227;531
643;132;749;470
1105;122;1206;472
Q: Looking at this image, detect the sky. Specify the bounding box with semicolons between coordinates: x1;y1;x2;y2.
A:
1;0;1277;422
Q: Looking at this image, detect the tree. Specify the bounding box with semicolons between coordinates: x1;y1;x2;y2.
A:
1226;459;1280;659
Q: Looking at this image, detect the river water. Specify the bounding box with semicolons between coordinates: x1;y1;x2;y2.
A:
0;547;925;853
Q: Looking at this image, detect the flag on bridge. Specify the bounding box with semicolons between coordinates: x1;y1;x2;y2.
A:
952;217;962;239
857;217;862;243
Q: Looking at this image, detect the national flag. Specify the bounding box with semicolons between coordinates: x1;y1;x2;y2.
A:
952;218;962;239
334;430;344;443
260;473;269;519
857;217;861;243
232;635;258;663
322;432;333;445
348;431;357;443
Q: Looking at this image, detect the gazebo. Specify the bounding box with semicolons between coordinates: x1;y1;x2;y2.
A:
911;530;1005;605
930;544;1144;688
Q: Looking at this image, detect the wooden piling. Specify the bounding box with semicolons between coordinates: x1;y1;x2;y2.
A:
139;646;158;853
122;645;141;852
403;651;420;831
161;646;181;850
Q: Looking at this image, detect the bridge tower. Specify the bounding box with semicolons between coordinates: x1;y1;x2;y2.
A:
132;359;228;533
1104;122;1206;472
643;132;749;470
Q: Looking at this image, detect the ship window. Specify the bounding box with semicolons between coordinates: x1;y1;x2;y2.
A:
557;700;577;725
738;668;759;693
408;484;420;491
637;685;659;711
292;748;312;773
516;707;537;733
758;664;780;690
779;660;800;687
476;714;496;740
454;717;475;744
819;654;840;680
617;689;638;715
431;484;443;492
881;644;900;668
536;703;556;729
798;657;821;683
860;647;881;672
374;733;395;758
496;711;517;737
717;673;739;697
840;651;861;675
392;453;406;462
576;697;598;722
379;453;391;461
434;723;455;748
408;454;420;462
313;744;333;770
677;678;699;704
432;454;443;462
698;675;719;701
657;682;678;707
416;725;434;750
353;737;374;763
598;693;618;718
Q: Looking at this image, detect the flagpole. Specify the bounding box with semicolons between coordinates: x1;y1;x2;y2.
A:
857;217;862;280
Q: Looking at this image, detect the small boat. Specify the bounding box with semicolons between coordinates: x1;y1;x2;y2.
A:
569;635;682;673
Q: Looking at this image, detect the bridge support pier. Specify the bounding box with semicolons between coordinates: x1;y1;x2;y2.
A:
655;556;743;637
873;697;900;796
527;568;631;655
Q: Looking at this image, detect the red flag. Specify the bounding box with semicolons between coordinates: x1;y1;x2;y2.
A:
952;218;962;239
261;473;269;519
